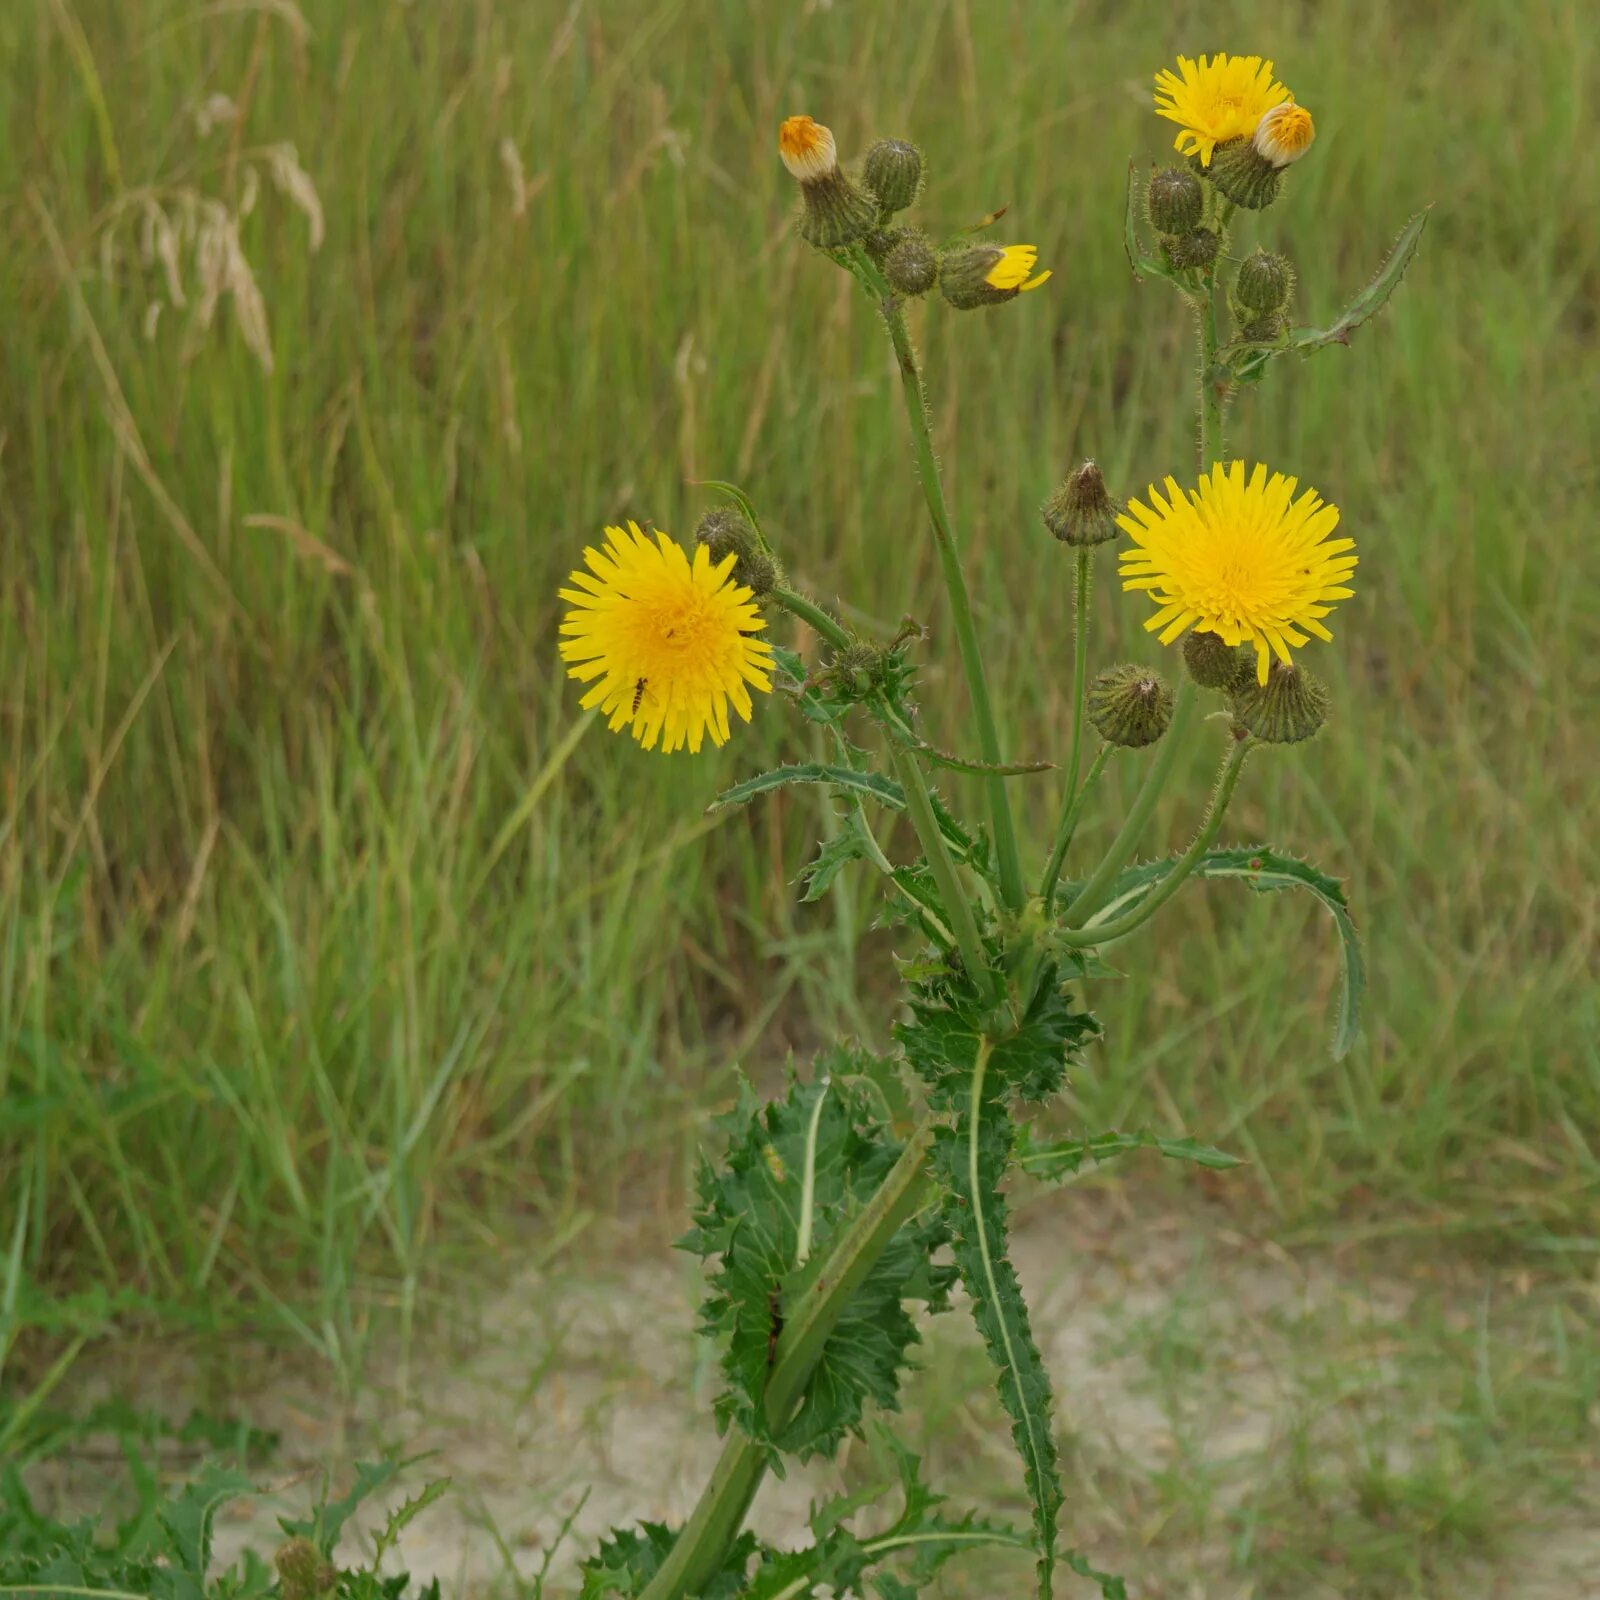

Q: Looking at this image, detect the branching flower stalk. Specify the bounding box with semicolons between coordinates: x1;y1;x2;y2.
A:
559;73;1419;1600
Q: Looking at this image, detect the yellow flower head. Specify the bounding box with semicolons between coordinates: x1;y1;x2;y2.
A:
1153;53;1291;167
1117;462;1357;685
778;115;837;182
1252;100;1316;167
984;244;1051;294
559;522;775;753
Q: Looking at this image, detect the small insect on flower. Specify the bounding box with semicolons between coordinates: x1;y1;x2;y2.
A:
1153;53;1292;168
1117;462;1357;686
558;522;775;753
1252;100;1316;168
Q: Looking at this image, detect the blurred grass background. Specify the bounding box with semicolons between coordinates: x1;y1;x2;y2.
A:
0;0;1596;1394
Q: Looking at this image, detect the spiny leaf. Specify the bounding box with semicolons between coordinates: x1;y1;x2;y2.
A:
680;1059;954;1464
157;1464;256;1576
1076;845;1364;1059
801;826;873;902
277;1458;403;1551
897;960;1099;1111
1016;1127;1242;1181
770;643;851;727
709;762;906;815
1229;211;1428;381
1063;1548;1130;1599
580;1522;758;1599
933;1091;1062;1598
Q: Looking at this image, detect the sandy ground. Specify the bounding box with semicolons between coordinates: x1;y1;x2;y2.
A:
25;1189;1600;1598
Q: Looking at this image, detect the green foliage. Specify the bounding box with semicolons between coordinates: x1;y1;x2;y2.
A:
679;1060;954;1462
0;1459;444;1600
933;1093;1063;1599
897;961;1100;1110
1015;1127;1242;1181
579;1524;756;1599
1229;211;1429;383
1081;846;1365;1059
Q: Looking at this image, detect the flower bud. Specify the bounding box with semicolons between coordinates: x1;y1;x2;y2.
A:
1252;102;1316;169
1087;664;1174;749
276;1538;336;1600
778;115;876;249
883;228;939;297
1163;226;1218;270
1203;137;1282;211
694;506;756;564
1229;660;1329;743
1235;310;1288;344
827;640;882;697
695;507;776;596
1181;628;1249;690
862;138;924;214
1146;166;1204;236
1042;460;1121;547
939;243;1051;309
1233;247;1294;314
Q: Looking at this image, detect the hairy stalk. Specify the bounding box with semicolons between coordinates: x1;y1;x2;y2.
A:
639;1122;935;1600
1039;744;1113;912
890;745;994;994
771;585;853;652
1062;548;1093;810
849;249;1024;914
1057;735;1252;946
1061;247;1229;923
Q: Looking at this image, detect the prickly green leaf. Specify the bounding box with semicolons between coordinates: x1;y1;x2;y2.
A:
1081;845;1364;1058
897;961;1099;1111
580;1523;757;1599
933;1093;1062;1599
1015;1127;1242;1181
157;1464;257;1576
801;824;873;902
709;762;906;815
1229;211;1427;382
680;1058;954;1463
770;643;850;727
277;1458;403;1550
1064;1548;1130;1599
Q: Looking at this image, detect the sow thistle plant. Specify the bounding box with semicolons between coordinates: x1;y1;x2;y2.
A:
563;57;1424;1600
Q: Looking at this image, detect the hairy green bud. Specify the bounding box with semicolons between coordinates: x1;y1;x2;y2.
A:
1229;660;1329;743
1181;628;1249;690
1202;138;1283;211
827;641;883;697
883;228;939;297
1042;459;1122;547
1146;166;1204;236
1163;226;1219;270
1234;247;1295;314
1235;310;1288;344
796;170;877;250
862;138;924;214
695;507;776;596
275;1538;336;1600
938;242;1048;310
1087;664;1174;749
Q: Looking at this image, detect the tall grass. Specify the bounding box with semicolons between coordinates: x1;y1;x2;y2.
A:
1;0;1596;1370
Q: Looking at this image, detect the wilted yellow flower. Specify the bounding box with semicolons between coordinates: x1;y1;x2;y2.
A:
1252;100;1316;167
559;522;774;753
1153;53;1291;167
1117;462;1357;685
778;114;838;182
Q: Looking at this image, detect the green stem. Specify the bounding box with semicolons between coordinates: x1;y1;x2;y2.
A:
639;1120;935;1600
771;584;852;652
1062;548;1093;811
864;270;1024;914
1056;736;1252;946
890;744;994;994
1057;678;1195;926
1039;743;1113;912
1063;246;1230;925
